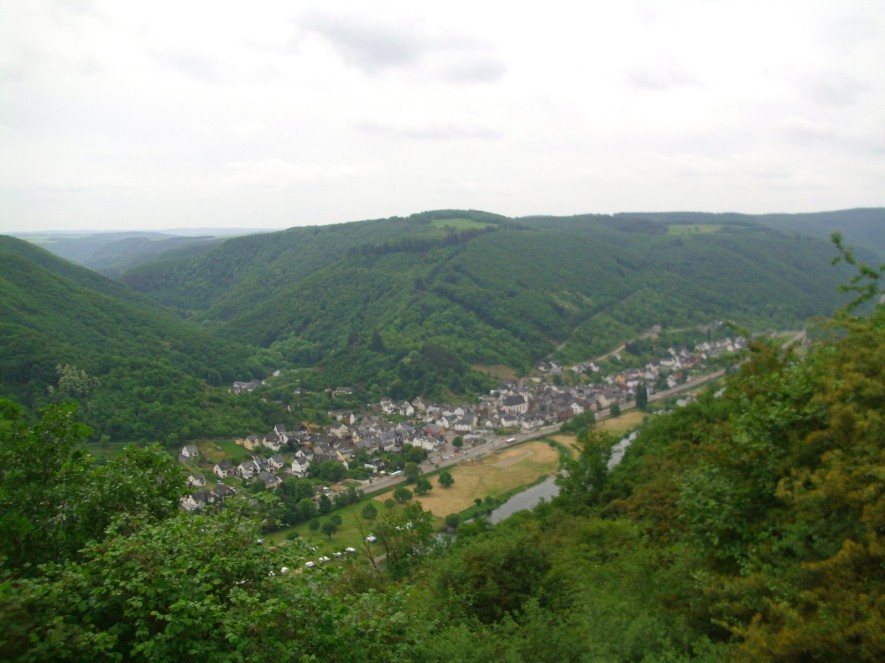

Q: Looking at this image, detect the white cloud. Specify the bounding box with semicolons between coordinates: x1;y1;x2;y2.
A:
1;0;883;232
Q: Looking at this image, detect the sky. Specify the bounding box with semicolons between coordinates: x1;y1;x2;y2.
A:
1;0;884;233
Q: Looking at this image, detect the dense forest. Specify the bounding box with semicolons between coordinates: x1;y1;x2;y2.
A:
1;242;882;661
0;236;286;443
117;210;851;399
0;210;869;443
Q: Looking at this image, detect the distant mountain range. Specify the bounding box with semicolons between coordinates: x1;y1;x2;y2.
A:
3;208;880;440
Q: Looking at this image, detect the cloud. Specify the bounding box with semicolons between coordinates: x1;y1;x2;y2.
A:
222;157;381;189
622;58;697;91
356;116;502;141
149;48;224;82
300;13;426;72
793;70;868;107
435;56;507;84
299;10;506;82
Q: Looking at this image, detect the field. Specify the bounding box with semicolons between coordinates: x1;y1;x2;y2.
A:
666;224;723;236
430;218;496;231
198;438;246;464
379;441;560;518
471;363;519;380
267;498;388;551
549;409;647;453
597;410;646;434
548;433;579;454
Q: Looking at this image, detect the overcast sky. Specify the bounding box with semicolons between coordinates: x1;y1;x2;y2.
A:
1;1;883;233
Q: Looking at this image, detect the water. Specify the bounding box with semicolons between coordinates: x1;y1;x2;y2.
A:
488;430;639;524
489;475;560;524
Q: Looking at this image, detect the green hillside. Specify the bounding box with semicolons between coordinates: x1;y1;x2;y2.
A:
2;268;882;662
621;208;885;261
0;236;282;442
120;210;852;398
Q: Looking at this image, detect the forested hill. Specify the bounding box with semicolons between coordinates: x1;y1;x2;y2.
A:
119;210;853;396
617;208;885;261
0;236;281;441
2;264;882;662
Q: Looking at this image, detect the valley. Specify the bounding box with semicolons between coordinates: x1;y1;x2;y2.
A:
2;208;882;662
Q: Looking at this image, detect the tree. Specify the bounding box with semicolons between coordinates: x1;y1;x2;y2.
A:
404;461;421;483
452;436;463;449
609;403;621;417
308;517;320;532
369;328;386;352
445;513;460;530
47;364;100;401
636;382;649;411
329;513;343;527
0;501;425;661
404;444;428;463
361;503;378;520
297;498;318;522
369;502;435;579
555;429;613;511
438;470;454;488
393;486;413;504
0;401;186;571
415;476;432;496
321;520;338;539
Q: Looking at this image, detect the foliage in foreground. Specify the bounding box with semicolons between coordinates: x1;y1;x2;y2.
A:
1;252;882;661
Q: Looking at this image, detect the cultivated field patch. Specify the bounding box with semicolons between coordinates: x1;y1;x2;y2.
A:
597;410;646;435
666;224;723;236
382;442;559;518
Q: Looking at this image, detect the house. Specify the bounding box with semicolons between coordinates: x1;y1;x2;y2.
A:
502;394;528;415
213;484;237;501
238;461;257;480
291;457;311;478
233;379;262;394
238;435;261;451
214;461;234;479
179;444;199;460
262;432;286;452
187;473;206;487
267;454;285;472
364;459;386;473
258;471;282;490
180;494;201;512
454;414;475;433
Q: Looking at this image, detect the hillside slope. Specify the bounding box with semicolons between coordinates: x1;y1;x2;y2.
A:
120;211;852;396
0;236;279;441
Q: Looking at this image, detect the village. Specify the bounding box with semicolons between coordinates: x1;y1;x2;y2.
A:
178;331;748;512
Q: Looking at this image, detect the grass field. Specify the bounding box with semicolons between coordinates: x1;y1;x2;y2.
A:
199;439;245;464
267;498;389;551
597;410;647;434
548;410;647;453
430;218;495;231
667;224;723;236
377;442;560;519
471;363;519;381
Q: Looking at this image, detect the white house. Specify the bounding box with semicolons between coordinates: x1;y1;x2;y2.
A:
291;458;311;478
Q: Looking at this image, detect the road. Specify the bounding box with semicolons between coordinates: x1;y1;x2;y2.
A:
359;364;738;495
359;331;810;499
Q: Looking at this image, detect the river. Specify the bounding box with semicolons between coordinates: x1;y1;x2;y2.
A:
488;429;641;523
489;475;560;524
